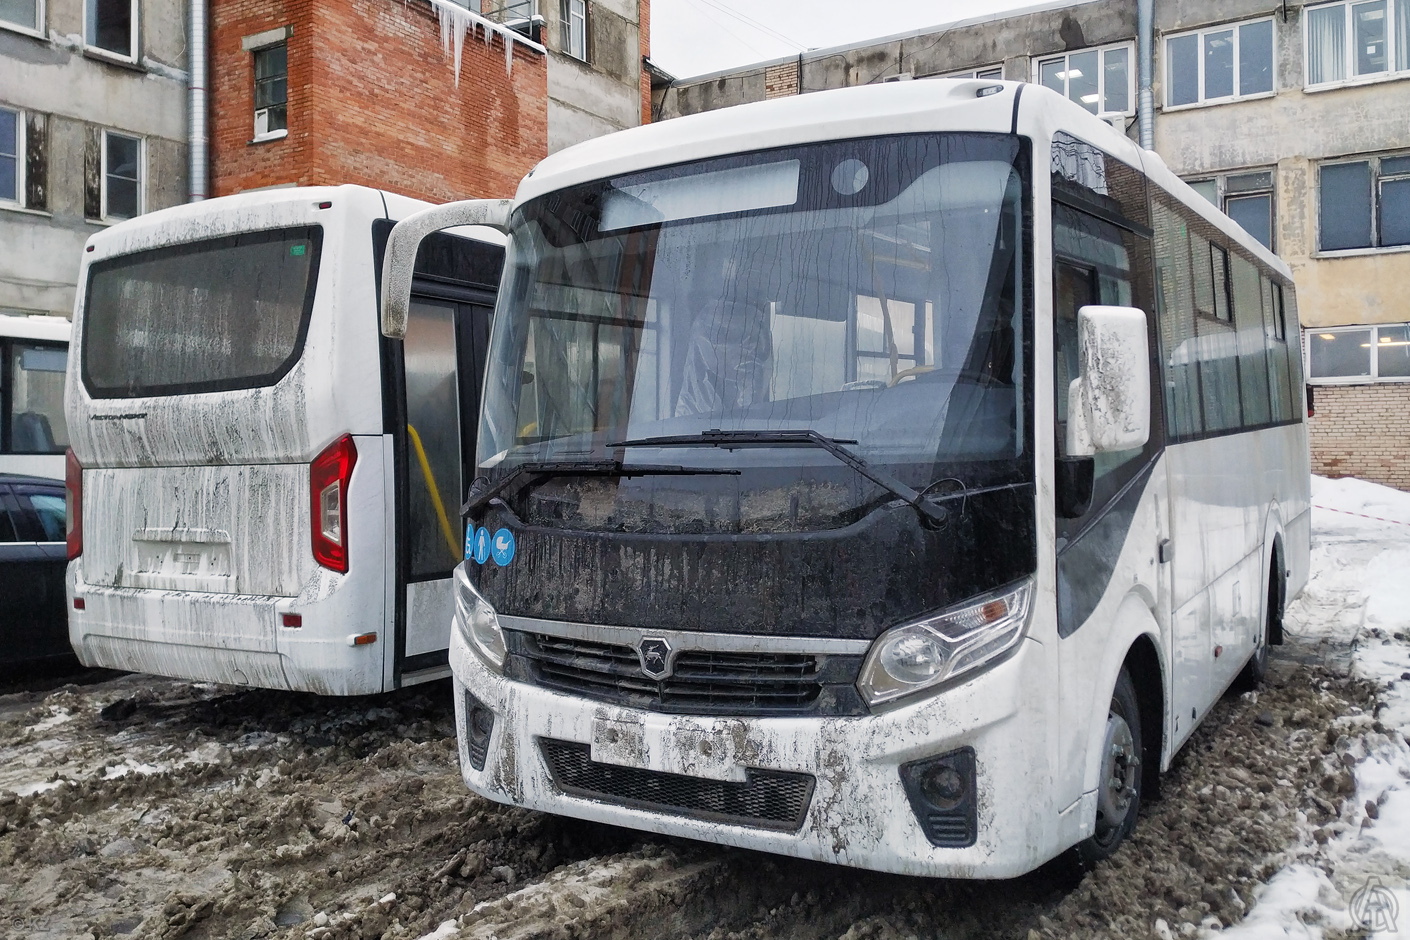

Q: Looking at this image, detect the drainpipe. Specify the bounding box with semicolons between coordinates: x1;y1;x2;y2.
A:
1137;0;1154;150
188;0;208;200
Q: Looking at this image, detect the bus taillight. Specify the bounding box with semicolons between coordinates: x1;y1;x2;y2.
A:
65;448;83;561
310;435;358;573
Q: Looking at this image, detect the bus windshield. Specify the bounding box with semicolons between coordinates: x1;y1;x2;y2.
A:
82;226;322;399
480;133;1030;528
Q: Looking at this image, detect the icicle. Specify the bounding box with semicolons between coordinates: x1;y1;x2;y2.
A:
424;0;539;80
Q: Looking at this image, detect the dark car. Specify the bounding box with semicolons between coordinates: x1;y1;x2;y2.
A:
0;472;74;671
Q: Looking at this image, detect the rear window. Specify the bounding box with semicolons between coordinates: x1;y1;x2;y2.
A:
82;226;323;398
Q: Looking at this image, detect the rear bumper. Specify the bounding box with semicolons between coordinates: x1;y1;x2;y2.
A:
67;560;388;695
451;627;1065;878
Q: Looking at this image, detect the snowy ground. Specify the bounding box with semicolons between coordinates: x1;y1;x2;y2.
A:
0;476;1406;940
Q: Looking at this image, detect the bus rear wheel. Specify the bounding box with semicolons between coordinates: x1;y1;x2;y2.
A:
1235;556;1281;692
1074;667;1142;869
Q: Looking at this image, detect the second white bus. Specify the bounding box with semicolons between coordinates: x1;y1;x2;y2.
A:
1;313;71;480
66;185;504;694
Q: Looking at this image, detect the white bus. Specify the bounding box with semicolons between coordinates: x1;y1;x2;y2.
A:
0;313;71;480
382;80;1310;876
66;185;505;695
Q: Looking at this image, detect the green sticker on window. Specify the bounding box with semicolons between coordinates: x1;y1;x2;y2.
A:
290;244;307;256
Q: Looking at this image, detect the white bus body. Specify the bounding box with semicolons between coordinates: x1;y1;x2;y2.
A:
0;313;71;480
386;81;1310;876
66;185;504;694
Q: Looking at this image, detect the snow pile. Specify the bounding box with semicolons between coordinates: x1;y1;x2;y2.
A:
1210;476;1410;940
424;0;545;83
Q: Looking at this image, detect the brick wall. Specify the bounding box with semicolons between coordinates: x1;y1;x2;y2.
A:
1309;383;1410;491
211;0;548;201
639;0;651;124
764;59;799;99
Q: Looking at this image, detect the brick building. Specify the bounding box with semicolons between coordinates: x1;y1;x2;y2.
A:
210;0;550;201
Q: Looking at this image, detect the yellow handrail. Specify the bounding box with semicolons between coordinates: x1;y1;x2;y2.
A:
407;423;460;557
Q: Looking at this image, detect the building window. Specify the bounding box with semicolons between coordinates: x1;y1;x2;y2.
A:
1165;17;1274;107
561;0;586;61
0;106;20;206
254;43;288;139
102;130;140;221
0;0;43;34
1187;170;1276;249
1035;43;1134;117
1306;0;1410;87
943;65;1004;80
1308;323;1410;381
85;0;136;59
1319;153;1410;251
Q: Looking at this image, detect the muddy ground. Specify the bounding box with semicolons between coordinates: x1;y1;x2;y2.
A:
0;634;1391;940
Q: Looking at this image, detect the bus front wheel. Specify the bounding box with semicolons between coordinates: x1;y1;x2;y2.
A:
1074;667;1142;868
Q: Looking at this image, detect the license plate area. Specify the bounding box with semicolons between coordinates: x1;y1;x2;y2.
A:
590;714;748;782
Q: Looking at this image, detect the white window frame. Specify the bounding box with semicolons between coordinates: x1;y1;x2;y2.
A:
1304;0;1410;90
84;0;139;63
1185;169;1278;250
1305;322;1410;383
1163;16;1277;110
561;0;586;61
1032;42;1136;118
0;105;24;209
251;40;289;143
100;129;143;222
1316;151;1410;255
0;0;45;39
941;65;1004;80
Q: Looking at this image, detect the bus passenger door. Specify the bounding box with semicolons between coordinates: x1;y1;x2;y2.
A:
396;295;493;682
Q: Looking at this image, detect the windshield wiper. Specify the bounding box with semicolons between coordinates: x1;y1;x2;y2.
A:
609;429;951;528
462;459;740;519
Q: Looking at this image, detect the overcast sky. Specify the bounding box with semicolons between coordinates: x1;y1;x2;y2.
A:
650;0;1046;79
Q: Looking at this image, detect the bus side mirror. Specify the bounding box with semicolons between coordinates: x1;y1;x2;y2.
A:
379;199;513;340
1065;305;1151;458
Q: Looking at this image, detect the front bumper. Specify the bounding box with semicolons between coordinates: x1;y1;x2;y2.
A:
450;626;1061;878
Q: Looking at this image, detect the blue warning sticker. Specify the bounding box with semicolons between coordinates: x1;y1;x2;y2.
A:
490;528;516;567
471;526;491;565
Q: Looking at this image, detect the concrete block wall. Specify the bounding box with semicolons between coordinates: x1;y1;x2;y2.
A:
1309;384;1410;491
210;0;548;202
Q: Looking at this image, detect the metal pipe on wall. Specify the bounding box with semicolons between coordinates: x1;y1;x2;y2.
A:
188;0;208;201
1137;0;1154;150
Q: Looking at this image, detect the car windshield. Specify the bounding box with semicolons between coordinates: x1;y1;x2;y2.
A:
478;133;1031;526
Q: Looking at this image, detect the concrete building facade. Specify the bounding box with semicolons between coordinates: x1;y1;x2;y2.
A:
0;0;189;319
657;0;1410;491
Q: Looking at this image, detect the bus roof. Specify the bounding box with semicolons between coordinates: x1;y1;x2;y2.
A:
0;312;71;343
517;80;1293;281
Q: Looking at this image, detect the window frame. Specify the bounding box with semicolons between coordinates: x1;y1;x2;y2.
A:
0;104;24;209
1316;151;1410;255
1304;0;1410;90
560;0;587;61
1163;15;1277;110
84;0;140;63
99;128;143;223
1184;169;1277;250
941;65;1004;80
0;0;44;39
251;41;289;142
1305;322;1410;383
1033;42;1136;118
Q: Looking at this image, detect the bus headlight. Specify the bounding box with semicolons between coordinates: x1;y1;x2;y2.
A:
858;578;1033;707
454;564;506;672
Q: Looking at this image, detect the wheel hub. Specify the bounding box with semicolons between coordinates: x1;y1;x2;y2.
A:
1096;712;1139;836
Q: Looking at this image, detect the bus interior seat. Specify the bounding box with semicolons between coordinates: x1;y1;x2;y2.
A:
12;412;56;453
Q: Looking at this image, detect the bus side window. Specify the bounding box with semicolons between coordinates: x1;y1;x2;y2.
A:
1152;201;1203;440
1232;255;1271;427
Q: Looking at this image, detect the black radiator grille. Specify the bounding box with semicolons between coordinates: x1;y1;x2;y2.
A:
539;738;815;831
520;633;829;713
